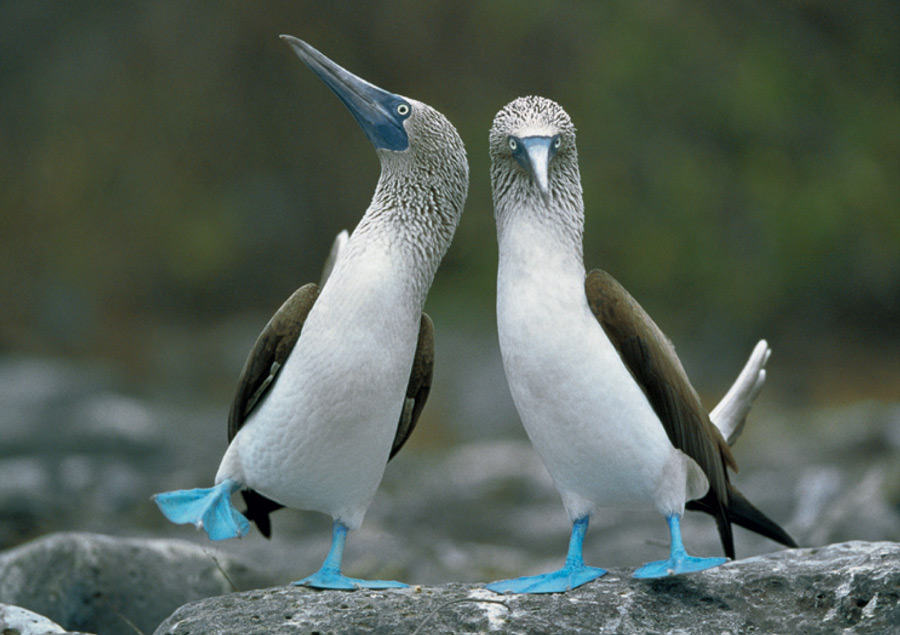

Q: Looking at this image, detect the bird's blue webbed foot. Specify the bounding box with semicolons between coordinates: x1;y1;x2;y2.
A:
633;514;728;579
486;516;606;594
152;479;249;541
633;553;727;578
292;520;408;590
293;568;408;590
486;563;607;594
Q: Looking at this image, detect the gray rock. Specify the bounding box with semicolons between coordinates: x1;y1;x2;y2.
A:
0;532;275;635
154;541;899;635
0;603;86;635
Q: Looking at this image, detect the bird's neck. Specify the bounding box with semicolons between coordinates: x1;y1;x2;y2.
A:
365;160;460;272
328;145;465;310
495;193;586;284
343;200;455;309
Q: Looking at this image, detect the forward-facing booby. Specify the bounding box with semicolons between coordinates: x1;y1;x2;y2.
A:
486;96;795;594
154;37;468;590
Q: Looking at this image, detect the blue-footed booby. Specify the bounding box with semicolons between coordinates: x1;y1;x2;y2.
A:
485;96;795;594
153;37;468;590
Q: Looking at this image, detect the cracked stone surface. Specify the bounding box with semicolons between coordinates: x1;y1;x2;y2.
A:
154;541;899;635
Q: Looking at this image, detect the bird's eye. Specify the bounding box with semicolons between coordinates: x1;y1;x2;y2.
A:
508;138;518;151
553;137;562;149
396;103;410;116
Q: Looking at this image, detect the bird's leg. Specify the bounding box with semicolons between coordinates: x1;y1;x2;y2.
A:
292;520;408;590
633;514;728;578
152;479;250;541
485;516;607;594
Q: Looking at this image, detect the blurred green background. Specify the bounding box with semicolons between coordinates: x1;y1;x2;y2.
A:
1;0;898;410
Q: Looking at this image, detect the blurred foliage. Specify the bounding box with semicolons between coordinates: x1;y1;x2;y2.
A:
1;1;898;393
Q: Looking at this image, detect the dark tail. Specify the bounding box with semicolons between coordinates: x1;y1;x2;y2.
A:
240;489;283;539
687;491;735;559
686;484;797;558
725;485;798;549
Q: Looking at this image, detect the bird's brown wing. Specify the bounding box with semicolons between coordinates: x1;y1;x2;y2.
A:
389;313;434;460
585;268;738;554
228;283;320;440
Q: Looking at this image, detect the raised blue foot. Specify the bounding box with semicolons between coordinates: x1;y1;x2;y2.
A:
633;514;728;579
486;516;606;594
152;479;249;541
293;520;408;590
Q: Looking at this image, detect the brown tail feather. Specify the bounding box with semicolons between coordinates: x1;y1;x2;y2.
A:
687;484;797;558
725;485;798;549
687;491;735;559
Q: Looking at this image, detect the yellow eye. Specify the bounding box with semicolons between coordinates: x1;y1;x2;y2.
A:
397;103;410;116
508;138;518;151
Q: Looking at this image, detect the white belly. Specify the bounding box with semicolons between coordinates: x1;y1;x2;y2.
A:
497;267;693;520
216;249;420;530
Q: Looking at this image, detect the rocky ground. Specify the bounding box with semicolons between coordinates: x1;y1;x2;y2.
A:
154;541;900;634
0;350;898;634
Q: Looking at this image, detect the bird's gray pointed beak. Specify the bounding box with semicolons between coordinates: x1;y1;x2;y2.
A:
519;137;554;204
281;35;410;152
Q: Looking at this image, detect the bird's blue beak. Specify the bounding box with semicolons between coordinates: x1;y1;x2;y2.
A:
281;36;411;152
514;136;557;204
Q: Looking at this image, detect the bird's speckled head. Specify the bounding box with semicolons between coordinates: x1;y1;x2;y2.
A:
282;36;468;288
490;95;577;154
490;97;583;238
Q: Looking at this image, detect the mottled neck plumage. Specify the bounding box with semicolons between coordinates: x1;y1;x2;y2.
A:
347;98;468;303
492;156;586;269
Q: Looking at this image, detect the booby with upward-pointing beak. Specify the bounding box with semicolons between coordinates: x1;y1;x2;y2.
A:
486;96;795;594
153;37;468;590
